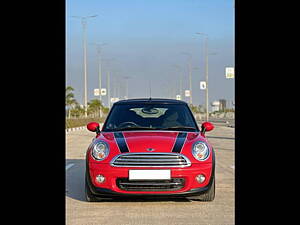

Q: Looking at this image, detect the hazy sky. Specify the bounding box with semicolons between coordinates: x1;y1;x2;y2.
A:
66;0;234;108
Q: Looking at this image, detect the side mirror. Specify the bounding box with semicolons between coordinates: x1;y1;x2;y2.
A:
201;122;214;137
87;122;100;134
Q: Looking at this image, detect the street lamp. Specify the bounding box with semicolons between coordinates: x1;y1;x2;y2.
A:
102;57;115;109
172;64;183;99
123;76;131;99
72;15;98;117
181;52;193;104
195;33;217;121
90;42;107;118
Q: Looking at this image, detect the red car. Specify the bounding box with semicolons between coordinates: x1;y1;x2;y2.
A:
85;98;215;201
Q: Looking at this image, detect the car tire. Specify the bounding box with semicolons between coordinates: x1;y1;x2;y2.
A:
189;176;215;202
85;174;99;202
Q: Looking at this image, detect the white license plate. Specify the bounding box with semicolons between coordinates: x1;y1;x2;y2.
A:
129;170;171;180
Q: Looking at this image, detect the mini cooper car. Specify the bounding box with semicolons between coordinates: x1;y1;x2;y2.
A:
85;98;215;201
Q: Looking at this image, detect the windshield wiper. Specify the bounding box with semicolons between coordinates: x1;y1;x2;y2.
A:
161;126;197;131
111;126;157;131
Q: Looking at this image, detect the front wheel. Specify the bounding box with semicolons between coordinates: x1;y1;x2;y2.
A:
85;175;99;202
189;177;215;201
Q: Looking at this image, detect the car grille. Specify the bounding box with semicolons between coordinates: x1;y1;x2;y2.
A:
116;178;185;192
110;153;191;167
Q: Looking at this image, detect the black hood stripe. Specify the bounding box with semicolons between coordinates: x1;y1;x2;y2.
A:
114;132;130;153
171;132;187;153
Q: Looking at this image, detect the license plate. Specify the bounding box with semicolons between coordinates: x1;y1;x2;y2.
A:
129;170;171;180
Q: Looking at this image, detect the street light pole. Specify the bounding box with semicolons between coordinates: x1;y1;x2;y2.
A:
91;42;107;118
106;71;110;109
123;76;131;99
188;59;192;104
204;36;209;121
181;52;193;104
196;33;209;121
72;15;97;117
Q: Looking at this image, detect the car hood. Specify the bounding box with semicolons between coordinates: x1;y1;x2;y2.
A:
100;131;204;153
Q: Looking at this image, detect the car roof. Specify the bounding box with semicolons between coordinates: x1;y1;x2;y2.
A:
114;98;188;105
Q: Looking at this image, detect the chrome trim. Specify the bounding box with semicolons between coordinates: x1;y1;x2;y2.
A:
116;177;185;191
110;152;191;168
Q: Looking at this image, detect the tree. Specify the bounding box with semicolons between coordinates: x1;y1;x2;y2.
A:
71;103;85;118
87;99;104;117
189;104;200;114
66;86;78;118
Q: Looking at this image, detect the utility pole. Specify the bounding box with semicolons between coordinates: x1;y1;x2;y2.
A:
72;15;97;117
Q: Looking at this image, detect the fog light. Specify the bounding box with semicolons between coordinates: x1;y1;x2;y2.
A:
196;174;206;183
95;174;105;183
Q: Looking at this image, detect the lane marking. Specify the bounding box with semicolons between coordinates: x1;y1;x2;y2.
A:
66;163;74;171
230;165;235;169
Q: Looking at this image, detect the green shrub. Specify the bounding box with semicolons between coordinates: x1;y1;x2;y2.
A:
65;117;107;129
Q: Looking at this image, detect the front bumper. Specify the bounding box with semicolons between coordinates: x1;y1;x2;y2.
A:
86;162;215;198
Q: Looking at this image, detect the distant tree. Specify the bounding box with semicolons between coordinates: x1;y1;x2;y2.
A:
189;104;200;114
71;103;85;118
102;106;109;114
66;86;78;118
87;99;104;117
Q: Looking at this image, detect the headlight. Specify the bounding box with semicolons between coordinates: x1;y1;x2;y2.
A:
192;141;210;161
91;141;109;161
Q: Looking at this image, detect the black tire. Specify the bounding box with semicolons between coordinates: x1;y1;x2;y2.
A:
189;176;215;202
85;175;99;202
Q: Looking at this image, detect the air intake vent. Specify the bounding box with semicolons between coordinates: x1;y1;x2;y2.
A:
116;178;185;191
110;153;191;167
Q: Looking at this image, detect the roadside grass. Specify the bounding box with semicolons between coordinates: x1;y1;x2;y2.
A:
65;117;106;129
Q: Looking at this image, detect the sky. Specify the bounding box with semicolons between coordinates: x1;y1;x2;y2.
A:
66;0;234;109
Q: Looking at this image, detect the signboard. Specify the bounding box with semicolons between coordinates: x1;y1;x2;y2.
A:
176;95;181;100
200;81;206;90
185;90;190;97
225;67;234;79
100;88;107;96
94;88;100;96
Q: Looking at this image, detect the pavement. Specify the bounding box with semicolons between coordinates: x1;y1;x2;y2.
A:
66;124;235;225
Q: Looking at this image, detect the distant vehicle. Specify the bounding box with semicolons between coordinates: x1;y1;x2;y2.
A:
85;98;215;201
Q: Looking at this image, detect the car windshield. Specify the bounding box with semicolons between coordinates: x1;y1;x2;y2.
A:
102;103;199;132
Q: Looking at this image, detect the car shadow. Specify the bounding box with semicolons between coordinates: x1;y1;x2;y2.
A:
66;158;191;203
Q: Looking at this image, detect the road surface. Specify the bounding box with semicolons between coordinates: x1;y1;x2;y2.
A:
66;124;235;225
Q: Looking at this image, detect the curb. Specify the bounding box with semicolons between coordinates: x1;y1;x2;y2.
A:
65;123;104;134
65;126;86;133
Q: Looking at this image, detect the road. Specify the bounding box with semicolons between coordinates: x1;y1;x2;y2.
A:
66;124;235;225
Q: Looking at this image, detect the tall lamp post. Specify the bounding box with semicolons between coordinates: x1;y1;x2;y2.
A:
196;33;216;121
72;15;98;117
90;42;107;117
181;52;193;104
172;65;182;99
102;58;115;109
123;76;131;99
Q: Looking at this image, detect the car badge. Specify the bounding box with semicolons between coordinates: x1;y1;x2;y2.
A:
146;148;155;152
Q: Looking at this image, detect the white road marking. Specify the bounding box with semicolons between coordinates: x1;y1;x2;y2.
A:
66;163;74;171
230;165;235;169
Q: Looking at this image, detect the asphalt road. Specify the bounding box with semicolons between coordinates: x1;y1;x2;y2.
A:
66;124;235;225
